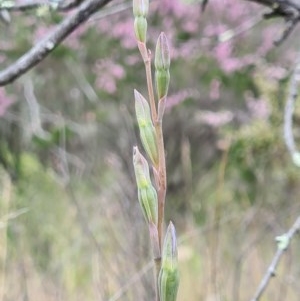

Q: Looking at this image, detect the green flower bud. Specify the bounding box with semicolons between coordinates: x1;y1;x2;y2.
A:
155;33;170;98
159;222;179;301
155;32;170;71
133;146;151;189
134;16;147;43
134;90;158;165
133;0;149;18
138;184;158;225
162;222;178;270
155;69;170;99
133;147;158;225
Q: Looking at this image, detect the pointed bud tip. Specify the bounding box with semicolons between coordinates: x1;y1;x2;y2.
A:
167;221;177;256
133;146;147;166
134;89;143;100
155;32;170;98
155;32;170;71
161;221;178;270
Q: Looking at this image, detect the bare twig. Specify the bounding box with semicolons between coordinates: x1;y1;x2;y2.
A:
23;77;50;139
203;0;300;44
284;48;300;166
218;15;262;42
0;0;113;86
0;0;88;12
65;58;99;103
0;208;29;229
90;0;131;21
246;0;300;44
250;215;300;301
107;261;154;301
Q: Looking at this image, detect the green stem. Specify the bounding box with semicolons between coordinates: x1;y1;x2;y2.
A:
155;116;166;301
137;41;157;123
156;117;166;250
145;56;157;123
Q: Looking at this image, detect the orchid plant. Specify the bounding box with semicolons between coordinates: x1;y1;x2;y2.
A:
132;1;179;301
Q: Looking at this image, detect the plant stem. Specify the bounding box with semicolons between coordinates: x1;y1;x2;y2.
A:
137;41;157;123
152;91;167;301
145;55;157;123
139;40;162;301
139;40;166;252
137;38;167;301
156;117;167;250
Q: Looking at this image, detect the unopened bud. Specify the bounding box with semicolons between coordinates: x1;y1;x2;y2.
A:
159;222;179;301
133;146;151;189
156;69;170;99
155;32;170;71
133;147;158;224
134;90;158;165
133;0;149;18
138;184;158;224
155;33;170;98
134;16;147;43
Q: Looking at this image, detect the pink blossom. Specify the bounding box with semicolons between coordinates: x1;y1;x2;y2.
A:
94;59;126;94
214;41;232;63
245;92;271;120
166;89;200;110
196;110;233;128
257;27;279;56
209;78;221;100
0;88;14;117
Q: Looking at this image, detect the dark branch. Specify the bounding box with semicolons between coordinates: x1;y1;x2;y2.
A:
0;0;86;12
250;0;300;14
0;0;113;86
247;0;300;44
202;0;300;45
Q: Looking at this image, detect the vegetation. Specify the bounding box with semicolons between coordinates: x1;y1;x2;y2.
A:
1;0;300;300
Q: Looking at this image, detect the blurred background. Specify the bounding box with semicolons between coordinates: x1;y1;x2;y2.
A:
1;0;300;300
